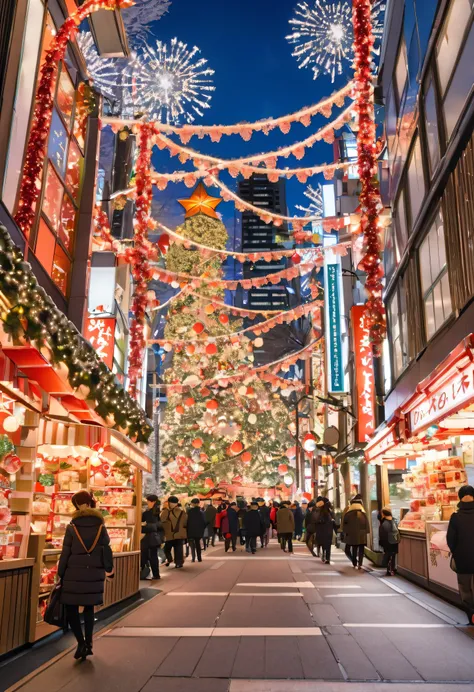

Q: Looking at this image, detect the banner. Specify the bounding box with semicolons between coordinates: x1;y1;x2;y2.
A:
84;317;116;370
351;305;376;443
326;264;344;393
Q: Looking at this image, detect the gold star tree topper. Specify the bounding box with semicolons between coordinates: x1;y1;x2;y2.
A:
178;183;222;219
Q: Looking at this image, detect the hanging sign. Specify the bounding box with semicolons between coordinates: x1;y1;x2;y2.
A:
84;317;116;370
351;305;376;443
326;264;344;392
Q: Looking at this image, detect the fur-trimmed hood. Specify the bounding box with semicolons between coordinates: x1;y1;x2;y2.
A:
71;508;104;522
346;502;366;514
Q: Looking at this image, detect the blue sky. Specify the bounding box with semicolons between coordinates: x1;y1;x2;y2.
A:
147;0;354;231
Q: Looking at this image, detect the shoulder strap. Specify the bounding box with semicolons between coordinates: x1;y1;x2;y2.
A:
173;509;183;535
72;523;103;554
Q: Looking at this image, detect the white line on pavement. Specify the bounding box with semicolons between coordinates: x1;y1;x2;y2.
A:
236;582;315;588
108;626;322;637
344;623;452;628
325;593;399;598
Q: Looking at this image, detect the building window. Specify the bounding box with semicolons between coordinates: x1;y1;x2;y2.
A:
419;211;452;340
443;19;474;138
423;78;441;174
436;0;473;95
395;38;408;108
395;190;409;250
388;278;408;379
407;135;425;228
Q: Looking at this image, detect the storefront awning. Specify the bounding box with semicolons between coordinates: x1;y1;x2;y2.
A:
401;334;474;436
364;415;403;463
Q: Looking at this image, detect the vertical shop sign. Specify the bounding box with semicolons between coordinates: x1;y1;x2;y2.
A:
351;305;376;442
326;264;344;392
84;317;116;370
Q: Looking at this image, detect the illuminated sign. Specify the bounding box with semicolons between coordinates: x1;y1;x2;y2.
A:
326;263;344;392
84;317;116;370
351;305;376;443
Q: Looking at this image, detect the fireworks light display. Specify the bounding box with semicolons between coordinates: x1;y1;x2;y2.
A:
77;34;215;124
295;184;323;217
287;0;385;82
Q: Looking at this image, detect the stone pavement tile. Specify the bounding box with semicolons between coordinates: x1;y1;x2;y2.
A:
217;595;314;628
384;626;474;681
326;633;380;681
229;682;474;691
193;637;239;677
350;628;422;681
142;678;230;692
297;636;344;679
309;604;343;626
407;591;466;624
300;588;324;604
330;594;444;625
154;637;208;676
118;594;227;628
231;636;265;678
16;637;178;692
264;637;304;679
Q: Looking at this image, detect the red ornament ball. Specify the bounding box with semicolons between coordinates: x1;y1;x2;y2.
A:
204;477;215;489
278;463;288;474
184;397;195;408
206;343;218;355
219;313;229;324
193;322;205;334
206;399;219;410
175;405;185;415
192;438;203;449
241;451;252;463
230;440;244;455
291;252;302;264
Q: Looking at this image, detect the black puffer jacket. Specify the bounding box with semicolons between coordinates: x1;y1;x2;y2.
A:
58;508;113;607
187;506;206;539
141;507;164;548
447;501;474;574
243;508;264;537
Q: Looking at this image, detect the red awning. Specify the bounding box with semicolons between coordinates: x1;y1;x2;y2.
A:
364;415;403;463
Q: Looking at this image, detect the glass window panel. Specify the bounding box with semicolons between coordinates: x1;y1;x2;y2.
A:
424;80;440;173
429;224;442;279
444;21;474;138
47;108;68;176
437;0;472;94
386;88;397;153
425;294;436;339
419;233;432;294
52;244;71;296
65;139;82;200
56;66;75;129
441;271;452;319
59;194;75;252
395;39;408;106
433;282;445;332
35;218;55;274
399;278;408;364
42;165;63;230
407;136;425;226
395;190;409;250
73;87;86;150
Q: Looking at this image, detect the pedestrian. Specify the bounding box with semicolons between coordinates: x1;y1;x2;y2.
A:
201;506;208;551
204;500;217;547
140;494;163;580
447;485;474;624
270;501;279;538
293;501;304;541
243;500;264;554
277;501;295;553
187;498;206;562
57;490;114;660
342;496;370;569
315;497;334;564
220;501;239;552
237;501;247;546
160;495;187;568
304;501;318;556
378;507;400;576
258;498;271;547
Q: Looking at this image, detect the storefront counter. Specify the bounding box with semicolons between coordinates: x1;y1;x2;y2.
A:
0;558;34;657
98;550;140;612
398;529;428;584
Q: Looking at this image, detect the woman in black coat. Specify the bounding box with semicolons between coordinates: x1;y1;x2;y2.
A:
314;498;335;564
58;490;114;660
187;498;206;562
378;508;399;576
293;501;304;540
141;494;164;579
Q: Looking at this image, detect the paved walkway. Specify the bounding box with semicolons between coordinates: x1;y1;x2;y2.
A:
7;541;474;691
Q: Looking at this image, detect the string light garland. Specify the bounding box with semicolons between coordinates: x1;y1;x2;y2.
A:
14;0;132;238
352;0;386;353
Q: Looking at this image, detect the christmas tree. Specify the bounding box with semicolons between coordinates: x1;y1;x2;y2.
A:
159;184;295;495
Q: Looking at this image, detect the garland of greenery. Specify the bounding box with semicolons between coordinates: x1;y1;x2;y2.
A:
0;225;151;443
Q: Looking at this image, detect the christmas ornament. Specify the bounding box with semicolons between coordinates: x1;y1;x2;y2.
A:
230;440;243;455
3;415;20;433
303;432;317;452
1;453;22;474
192;438;203;449
278;463;288;474
206;399;219;410
193;322;205;334
178;183;222;219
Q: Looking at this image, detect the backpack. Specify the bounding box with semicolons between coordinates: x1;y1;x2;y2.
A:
387;519;400;545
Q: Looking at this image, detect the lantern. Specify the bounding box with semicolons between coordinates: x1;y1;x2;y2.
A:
303;432;317;452
230;440;243;455
206;399;219;410
192;438;203;449
193;322;205;334
278;463;288;474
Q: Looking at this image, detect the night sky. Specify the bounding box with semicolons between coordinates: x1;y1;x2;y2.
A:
148;0;353;231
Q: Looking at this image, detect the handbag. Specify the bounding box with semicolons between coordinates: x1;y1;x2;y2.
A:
140;564;151;580
449;554;458;573
44;582;67;628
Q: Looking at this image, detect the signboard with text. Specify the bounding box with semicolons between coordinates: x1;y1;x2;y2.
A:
326;263;344;392
351;305;376;443
84;317;116;371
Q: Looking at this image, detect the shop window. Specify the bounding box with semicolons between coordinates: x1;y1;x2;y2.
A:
56;66;75;128
384;223;399;282
65;138;83;200
395;38;408;108
386;87;397;153
388;279;408;379
42;165;63;230
419;211;452;340
58;194;75;252
52;244;71;296
395;190;409;249
436;0;473;95
443;20;474;138
407;135;425;228
35;218;55;274
424;78;441;174
47;108;68;176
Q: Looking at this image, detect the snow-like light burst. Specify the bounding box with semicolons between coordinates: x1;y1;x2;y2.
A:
287;0;386;82
77;34;215;124
295;184;323;217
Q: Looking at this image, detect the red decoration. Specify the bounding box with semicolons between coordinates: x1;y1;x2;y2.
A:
184;397;195;407
291;252;301;265
192;438;203;449
303;432;317;452
176;405;185;415
241;451;252;463
218;313;229;324
193;322;205;334
278;463;288;474
206;399;219;410
157;233;170;255
204;477;215;488
352;0;386;355
230;440;244;455
1;454;22;474
302;492;312;501
206;343;218;355
186;344;196;355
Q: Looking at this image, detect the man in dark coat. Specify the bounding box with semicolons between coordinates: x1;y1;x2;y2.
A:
258;499;271;547
342;499;370;569
141;494;163;579
204;500;218;547
187;498;206;562
314;497;335;564
58;490;114;659
293;501;304;541
447;485;474;623
243;501;264;554
221;501;239;552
